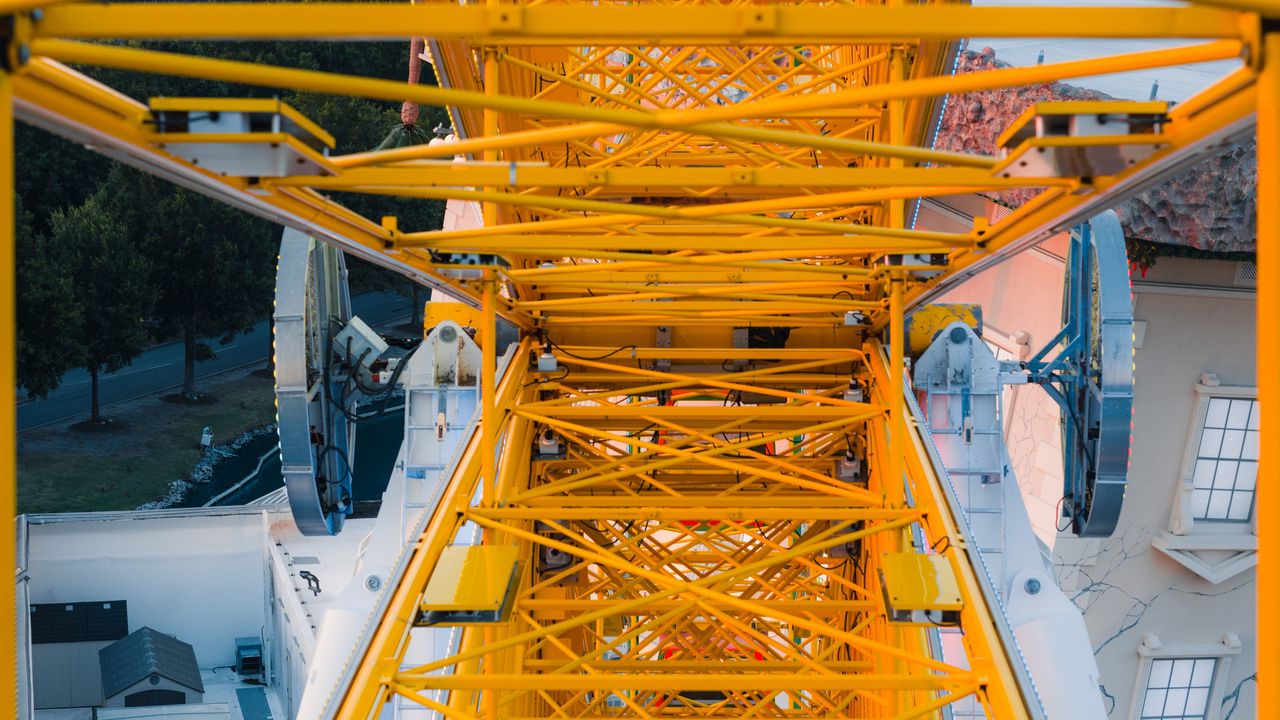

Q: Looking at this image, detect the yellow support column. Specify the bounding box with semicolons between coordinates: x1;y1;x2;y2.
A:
887;283;906;510
886;36;908;514
1257;28;1279;720
480;23;501;718
0;65;15;719
479;269;498;719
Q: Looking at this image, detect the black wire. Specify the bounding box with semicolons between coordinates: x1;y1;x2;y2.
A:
550;340;637;361
330;336;421;424
317;444;353;486
315;444;354;516
1055;495;1076;533
522;366;571;389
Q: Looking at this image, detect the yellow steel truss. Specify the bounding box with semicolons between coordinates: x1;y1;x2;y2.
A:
1;1;1277;718
341;343;1036;718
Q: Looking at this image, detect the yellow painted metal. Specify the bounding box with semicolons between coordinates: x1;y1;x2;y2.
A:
880;553;964;613
6;2;1272;718
423;302;482;333
1256;28;1278;720
994;100;1168;149
148;96;336;148
0;64;16;720
420;545;520;615
35;4;1247;42
270;164;1073;192
906;304;982;357
324;341;1037;719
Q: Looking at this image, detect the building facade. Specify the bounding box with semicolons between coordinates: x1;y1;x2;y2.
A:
1053;256;1258;720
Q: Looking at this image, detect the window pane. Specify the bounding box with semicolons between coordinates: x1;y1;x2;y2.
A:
1248;402;1260;430
1199;428;1224;457
1236;462;1258;491
1226;399;1252;429
1191;490;1211;517
1213;461;1239;490
1149;660;1173;688
1187;486;1208;515
1241;430;1259;461
1191;659;1215;687
1193;460;1217;488
1143;689;1167;717
1163;687;1188;716
1207;491;1231;519
1185;687;1209;715
1170;659;1194;687
1205;398;1230;428
1228;492;1253;520
1219;430;1245;459
1142;657;1217;719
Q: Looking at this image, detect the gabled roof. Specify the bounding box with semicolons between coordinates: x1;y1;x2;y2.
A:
30;600;128;644
99;626;204;698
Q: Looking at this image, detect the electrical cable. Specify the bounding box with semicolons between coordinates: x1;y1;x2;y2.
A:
523;365;570;389
549;340;637;361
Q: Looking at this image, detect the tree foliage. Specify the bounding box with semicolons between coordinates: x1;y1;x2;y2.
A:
104;164;279;397
15;37;449;412
15;194;83;398
49;192;155;422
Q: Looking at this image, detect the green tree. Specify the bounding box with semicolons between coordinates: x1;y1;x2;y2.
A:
17;37;452;407
50;192;154;424
105;164;277;400
16;194;84;398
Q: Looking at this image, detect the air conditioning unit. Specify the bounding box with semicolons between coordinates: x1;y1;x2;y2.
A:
234;636;263;677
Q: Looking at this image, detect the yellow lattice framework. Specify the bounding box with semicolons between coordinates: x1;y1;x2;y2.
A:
0;1;1276;719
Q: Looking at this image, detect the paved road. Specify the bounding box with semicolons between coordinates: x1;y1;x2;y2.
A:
18;291;413;431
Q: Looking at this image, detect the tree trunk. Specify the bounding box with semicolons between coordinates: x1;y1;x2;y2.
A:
89;365;100;424
265;314;275;372
182;325;197;399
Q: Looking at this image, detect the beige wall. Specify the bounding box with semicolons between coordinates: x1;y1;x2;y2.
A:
32;641;109;709
1054;257;1256;719
103;676;201;708
920;195;1258;719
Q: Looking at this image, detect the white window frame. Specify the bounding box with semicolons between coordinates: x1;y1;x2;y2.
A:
1126;633;1241;720
1167;381;1259;536
1154;379;1257;583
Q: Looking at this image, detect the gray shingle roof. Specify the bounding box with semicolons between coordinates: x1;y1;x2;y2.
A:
99;626;204;698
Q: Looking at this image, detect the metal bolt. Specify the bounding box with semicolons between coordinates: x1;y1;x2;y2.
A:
365;575;383;592
16;44;30;67
30;8;43;21
948;326;968;344
440;325;457;342
1024;578;1042;595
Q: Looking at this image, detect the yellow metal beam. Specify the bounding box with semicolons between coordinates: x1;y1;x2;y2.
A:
30;37;1241;147
35;4;1246;42
1256;27;1279;720
30;39;998;169
0;63;15;720
269;165;1072;191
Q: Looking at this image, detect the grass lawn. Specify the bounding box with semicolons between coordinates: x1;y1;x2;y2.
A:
18;370;277;514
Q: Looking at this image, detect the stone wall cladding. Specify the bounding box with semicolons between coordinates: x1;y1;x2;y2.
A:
935;48;1256;253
